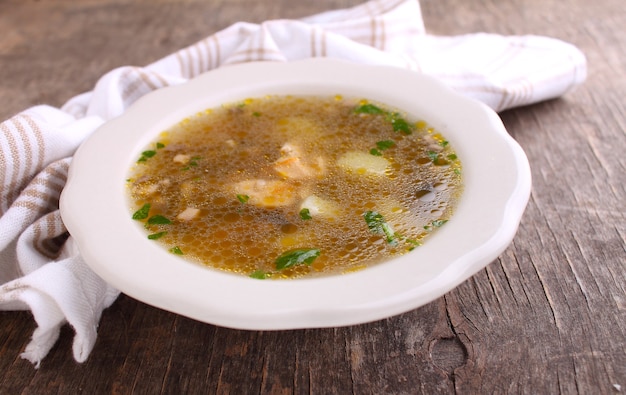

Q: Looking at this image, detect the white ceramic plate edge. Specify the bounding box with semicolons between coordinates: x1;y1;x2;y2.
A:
60;59;531;329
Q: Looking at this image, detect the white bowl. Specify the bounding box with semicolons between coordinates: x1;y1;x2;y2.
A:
60;59;531;329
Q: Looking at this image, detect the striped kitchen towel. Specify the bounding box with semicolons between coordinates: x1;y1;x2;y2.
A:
0;0;586;366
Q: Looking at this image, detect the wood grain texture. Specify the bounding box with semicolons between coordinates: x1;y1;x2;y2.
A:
0;0;624;393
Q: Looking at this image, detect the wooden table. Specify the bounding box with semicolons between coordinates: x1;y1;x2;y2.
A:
1;0;624;393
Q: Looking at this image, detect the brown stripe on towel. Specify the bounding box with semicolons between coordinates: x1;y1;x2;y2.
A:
34;211;68;259
1;121;24;212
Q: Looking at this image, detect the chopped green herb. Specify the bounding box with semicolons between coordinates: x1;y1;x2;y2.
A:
355;103;412;135
252;112;261;117
447;153;458;160
390;117;412;135
146;215;172;226
250;270;270;279
432;219;448;227
156;142;165;149
148;231;167;240
363;211;397;244
299;208;312;220
354;103;385;115
275;248;320;270
427;151;439;162
137;150;157;163
132;203;151;220
406;238;421;245
170;246;184;255
440;140;449;147
237;194;250;204
424;219;448;231
370;140;396;156
181;156;202;170
376;140;396;150
404;238;421;251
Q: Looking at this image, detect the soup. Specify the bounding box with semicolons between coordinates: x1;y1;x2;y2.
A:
126;95;462;279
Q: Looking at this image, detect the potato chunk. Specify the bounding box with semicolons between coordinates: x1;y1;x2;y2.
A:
300;195;340;219
337;151;390;176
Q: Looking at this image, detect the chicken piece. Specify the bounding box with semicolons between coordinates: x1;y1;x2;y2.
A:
299;195;340;220
176;207;201;221
337;151;390;176
173;154;191;164
422;134;445;152
132;178;171;197
274;143;325;179
231;179;297;207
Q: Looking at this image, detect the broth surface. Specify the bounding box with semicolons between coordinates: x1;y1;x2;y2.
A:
127;96;462;279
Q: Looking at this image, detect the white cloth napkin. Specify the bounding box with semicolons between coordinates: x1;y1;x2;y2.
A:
0;0;586;367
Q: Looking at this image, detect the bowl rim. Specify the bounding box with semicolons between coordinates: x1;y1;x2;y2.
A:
60;58;531;329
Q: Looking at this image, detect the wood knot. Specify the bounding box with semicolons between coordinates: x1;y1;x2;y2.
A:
430;336;468;373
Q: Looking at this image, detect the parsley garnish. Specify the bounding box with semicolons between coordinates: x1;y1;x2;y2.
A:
275;248;320;270
389;116;412;135
146;215;172;226
354;103;413;135
432;219;448;227
376;140;396;150
363;211;397;244
427;151;455;166
148;231;167;240
181;156;201;171
237;194;250;204
132;203;151;220
299;208;312;220
137;150;156;162
424;219;448;231
170;246;183;255
137;142;164;162
370;140;396;156
250;270;270;279
404;238;421;251
354;103;385;115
